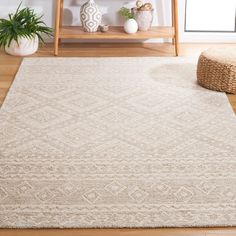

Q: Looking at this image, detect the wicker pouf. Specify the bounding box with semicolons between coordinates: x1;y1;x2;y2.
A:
197;48;236;94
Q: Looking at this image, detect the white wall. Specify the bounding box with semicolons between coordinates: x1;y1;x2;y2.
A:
0;0;172;27
0;0;235;43
0;0;171;43
61;0;171;27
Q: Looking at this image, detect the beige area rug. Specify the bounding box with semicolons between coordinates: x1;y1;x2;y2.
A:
0;57;236;228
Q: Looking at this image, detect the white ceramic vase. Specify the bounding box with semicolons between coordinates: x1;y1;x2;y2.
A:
5;35;39;56
124;19;138;34
80;0;102;32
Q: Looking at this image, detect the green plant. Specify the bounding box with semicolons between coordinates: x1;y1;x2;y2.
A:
119;7;134;20
0;3;53;48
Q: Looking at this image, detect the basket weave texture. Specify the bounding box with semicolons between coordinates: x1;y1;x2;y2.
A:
197;48;236;94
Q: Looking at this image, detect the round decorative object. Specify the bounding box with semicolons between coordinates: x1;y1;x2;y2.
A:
99;24;109;32
136;0;143;8
197;48;236;94
5;35;39;56
142;3;152;10
133;8;154;31
80;0;102;33
124;19;138;34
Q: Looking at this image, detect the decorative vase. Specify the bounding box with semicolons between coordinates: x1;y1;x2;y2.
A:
133;8;154;31
80;0;102;32
5;35;39;56
124;19;138;34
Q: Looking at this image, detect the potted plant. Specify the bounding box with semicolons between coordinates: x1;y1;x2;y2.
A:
119;7;138;34
0;3;52;56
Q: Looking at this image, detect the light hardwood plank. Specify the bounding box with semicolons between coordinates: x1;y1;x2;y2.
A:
207;234;236;236
0;228;208;236
0;65;21;76
0;81;12;88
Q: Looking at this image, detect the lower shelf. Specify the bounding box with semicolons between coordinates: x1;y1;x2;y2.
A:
59;26;175;39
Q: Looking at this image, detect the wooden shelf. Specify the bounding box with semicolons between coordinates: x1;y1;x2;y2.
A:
54;0;179;56
59;26;175;39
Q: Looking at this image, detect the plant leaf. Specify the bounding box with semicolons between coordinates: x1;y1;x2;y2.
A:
0;2;53;48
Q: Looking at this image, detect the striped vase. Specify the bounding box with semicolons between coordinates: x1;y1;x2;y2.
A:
80;0;102;32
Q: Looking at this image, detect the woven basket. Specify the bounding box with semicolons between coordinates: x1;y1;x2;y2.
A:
197;48;236;94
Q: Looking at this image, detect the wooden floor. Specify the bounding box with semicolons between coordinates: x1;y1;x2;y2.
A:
0;43;236;236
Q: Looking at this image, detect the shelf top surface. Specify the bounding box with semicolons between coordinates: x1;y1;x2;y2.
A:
59;26;175;39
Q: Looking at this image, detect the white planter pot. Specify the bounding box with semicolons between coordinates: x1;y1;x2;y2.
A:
124;19;138;34
133;9;154;31
5;35;39;56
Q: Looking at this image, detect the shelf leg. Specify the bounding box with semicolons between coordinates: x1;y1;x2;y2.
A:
54;0;61;56
171;0;175;45
173;0;179;56
58;0;64;44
